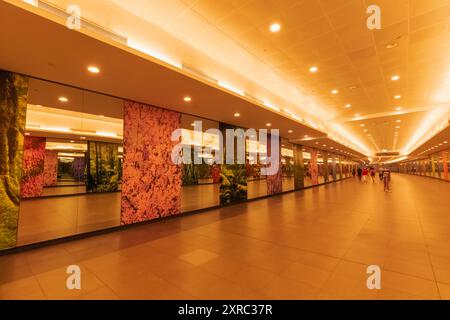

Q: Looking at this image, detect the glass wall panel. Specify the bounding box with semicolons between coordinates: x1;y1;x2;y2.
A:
247;134;268;199
17;79;124;246
281;139;294;192
180;114;220;212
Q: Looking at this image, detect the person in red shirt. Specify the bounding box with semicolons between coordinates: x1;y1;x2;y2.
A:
362;167;369;182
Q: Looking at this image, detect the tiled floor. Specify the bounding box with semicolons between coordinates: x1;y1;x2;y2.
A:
2;174;450;300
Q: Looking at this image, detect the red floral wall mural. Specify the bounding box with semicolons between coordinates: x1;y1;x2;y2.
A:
121;101;182;225
20;136;46;198
266;133;283;195
43;150;58;187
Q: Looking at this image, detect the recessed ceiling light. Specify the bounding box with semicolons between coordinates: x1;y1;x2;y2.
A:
331;89;339;95
391;74;400;81
288;130;293;133
58;96;68;102
266;123;272;127
345;104;352;108
364;129;368;132
395;107;403;111
99;115;104;118
396;126;400;129
444;141;448;144
87;66;100;74
395;95;401;100
396;120;401;123
270;23;281;33
234;113;240;117
323;145;327;147
184;96;192;102
360;124;365;127
309;66;318;73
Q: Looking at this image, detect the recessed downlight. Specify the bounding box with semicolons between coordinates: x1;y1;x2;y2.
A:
288;130;293;133
58;96;68;102
184;96;192;102
234;113;240;117
331;89;339;95
309;66;318;73
391;74;400;81
345;104;352;108
270;23;281;33
395;107;403;111
266;123;272;127
88;66;100;74
396;120;402;123
395;95;402;100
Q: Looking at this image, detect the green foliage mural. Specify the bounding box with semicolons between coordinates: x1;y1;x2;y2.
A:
219;122;248;205
86;141;120;192
293;145;305;190
0;71;28;250
220;164;247;204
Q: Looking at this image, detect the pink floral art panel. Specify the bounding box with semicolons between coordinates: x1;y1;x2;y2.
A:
266;133;283;195
20;136;46;198
121;101;182;225
43;150;58;187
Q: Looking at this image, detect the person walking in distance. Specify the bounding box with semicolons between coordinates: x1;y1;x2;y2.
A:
383;169;391;192
362;167;368;183
378;167;384;181
370;167;376;182
357;167;362;181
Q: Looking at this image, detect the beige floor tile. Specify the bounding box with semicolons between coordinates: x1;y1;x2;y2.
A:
76;286;120;300
281;262;331;289
382;270;440;300
179;249;219;266
438;282;450;300
0;276;46;300
263;276;318;300
35;264;104;300
384;257;435;280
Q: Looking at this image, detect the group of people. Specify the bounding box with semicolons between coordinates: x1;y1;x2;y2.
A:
352;166;392;192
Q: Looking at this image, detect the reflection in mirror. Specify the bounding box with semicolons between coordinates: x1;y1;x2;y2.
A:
180;114;220;212
247;137;268;199
281;139;294;192
17;78;123;246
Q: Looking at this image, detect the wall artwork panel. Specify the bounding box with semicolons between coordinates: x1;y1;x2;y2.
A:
219;123;247;205
121;101;182;225
43;150;58;187
20;136;46;198
86;141;120;192
0;71;28;250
